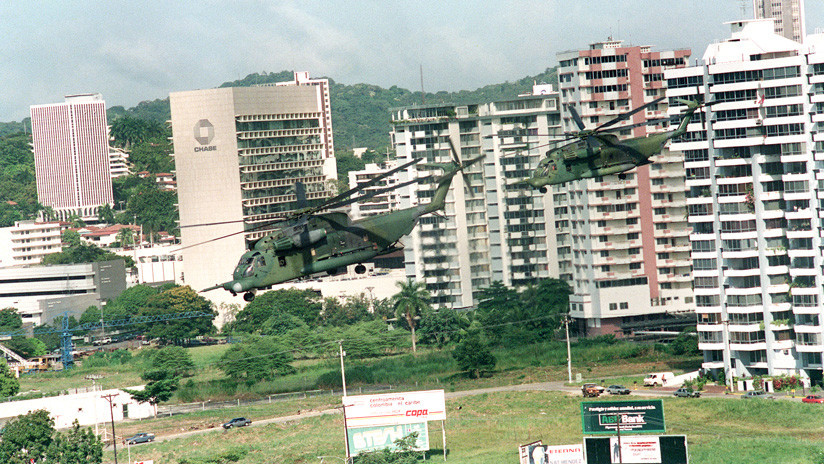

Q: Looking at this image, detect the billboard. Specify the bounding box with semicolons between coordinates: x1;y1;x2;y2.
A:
343;390;446;428
347;422;429;455
524;444;585;464
580;400;665;435
583;435;687;464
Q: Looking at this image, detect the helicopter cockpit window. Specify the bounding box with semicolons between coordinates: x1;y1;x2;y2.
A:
278;255;286;267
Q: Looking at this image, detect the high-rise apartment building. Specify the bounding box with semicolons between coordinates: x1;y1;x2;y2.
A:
668;19;824;384
170;80;336;299
348;160;402;220
30;94;114;221
391;85;563;307
753;0;806;43
556;40;694;337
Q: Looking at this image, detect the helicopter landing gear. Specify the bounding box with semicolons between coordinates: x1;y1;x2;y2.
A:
538;187;547;194
355;264;367;274
618;173;627;180
243;291;256;302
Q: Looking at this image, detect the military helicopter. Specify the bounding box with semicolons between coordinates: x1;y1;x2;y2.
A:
519;97;704;192
200;144;483;302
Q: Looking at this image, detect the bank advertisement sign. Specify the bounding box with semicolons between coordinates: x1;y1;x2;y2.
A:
343;390;446;428
580;400;665;434
347;422;429;455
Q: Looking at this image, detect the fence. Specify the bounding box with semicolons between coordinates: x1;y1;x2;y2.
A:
154;385;394;418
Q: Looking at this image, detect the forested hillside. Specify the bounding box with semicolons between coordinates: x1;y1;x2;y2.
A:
0;68;557;224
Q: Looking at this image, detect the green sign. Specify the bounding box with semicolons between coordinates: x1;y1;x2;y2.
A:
347;422;429;455
580;400;665;435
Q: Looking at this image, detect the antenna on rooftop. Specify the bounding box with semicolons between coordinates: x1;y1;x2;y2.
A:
420;64;426;105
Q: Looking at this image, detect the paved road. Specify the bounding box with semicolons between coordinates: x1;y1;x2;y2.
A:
117;380;792;448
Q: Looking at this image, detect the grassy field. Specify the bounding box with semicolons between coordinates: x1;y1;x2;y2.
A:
108;391;824;464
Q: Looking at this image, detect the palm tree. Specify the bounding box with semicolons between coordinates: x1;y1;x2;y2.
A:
392;279;430;353
117;227;134;248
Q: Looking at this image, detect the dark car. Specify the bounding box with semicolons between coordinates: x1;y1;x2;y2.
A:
125;432;155;445
222;417;251;429
802;395;824;404
606;385;630;395
742;390;774;400
673;387;700;398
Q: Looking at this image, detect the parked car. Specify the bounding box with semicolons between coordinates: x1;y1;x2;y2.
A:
673;387;700;398
222;417;252;429
93;337;112;346
802;395;824;404
742;390;774;400
582;383;604;398
643;372;674;387
124;432;155;445
606;385;630;395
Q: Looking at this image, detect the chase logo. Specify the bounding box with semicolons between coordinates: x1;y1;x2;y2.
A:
193;119;216;149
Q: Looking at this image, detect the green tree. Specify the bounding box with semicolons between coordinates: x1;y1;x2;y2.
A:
42;239;135;268
96;203;115;224
124;377;179;412
0;358;20;397
109;115;163;149
219;336;296;385
0;409;55;464
139;286;217;344
392;279;430;353
319;294;372;327
149;345;195;377
129;137;174;173
230;288;323;332
416;307;470;348
117;226;135;247
452;332;496;379
0;307;22;331
45;420;103;464
3;336;46;358
474;281;521;343
126;188;179;236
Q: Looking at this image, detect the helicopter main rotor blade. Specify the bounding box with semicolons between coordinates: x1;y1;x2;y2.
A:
316;156;423;210
319;177;426;212
567;104;586;131
593;96;665;132
599;118;670;134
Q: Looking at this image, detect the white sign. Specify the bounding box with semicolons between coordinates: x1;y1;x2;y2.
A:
609;436;661;463
520;441;543;464
545;444;584;464
343;390;446;428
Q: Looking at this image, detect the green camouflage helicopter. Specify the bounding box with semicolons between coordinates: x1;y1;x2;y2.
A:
521;97;703;192
201;146;482;301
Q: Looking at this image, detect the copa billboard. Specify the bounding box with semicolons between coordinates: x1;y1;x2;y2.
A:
343;390;446;428
580;400;665;435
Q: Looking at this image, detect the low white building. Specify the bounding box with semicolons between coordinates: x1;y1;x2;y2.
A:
0;386;154;429
0;221;62;268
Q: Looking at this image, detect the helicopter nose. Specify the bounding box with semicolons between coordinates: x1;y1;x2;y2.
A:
232;281;244;293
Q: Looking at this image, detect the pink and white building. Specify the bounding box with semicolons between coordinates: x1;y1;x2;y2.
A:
30;94;114;221
557;40;695;337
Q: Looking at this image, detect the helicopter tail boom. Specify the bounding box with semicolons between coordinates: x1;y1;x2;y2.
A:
423;155;484;214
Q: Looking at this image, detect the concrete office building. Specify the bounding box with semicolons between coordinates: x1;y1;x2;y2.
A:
753;0;806;43
170;80;336;300
0;260;126;325
556;39;694;337
668;19;824;383
0;221;62;268
30;94;114;221
390;85;563;308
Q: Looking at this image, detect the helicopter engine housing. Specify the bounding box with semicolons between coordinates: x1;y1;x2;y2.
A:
272;229;327;251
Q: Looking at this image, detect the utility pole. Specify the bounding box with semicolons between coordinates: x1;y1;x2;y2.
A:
564;316;573;383
339;341;350;463
101;393;119;464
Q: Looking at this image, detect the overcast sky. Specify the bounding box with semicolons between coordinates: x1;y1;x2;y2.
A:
1;1;822;122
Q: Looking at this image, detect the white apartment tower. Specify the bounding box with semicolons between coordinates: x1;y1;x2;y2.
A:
30;94;114;221
391;85;563;308
348;160;402;220
753;0;806;43
556;40;694;337
170;80;336;298
668;20;824;384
